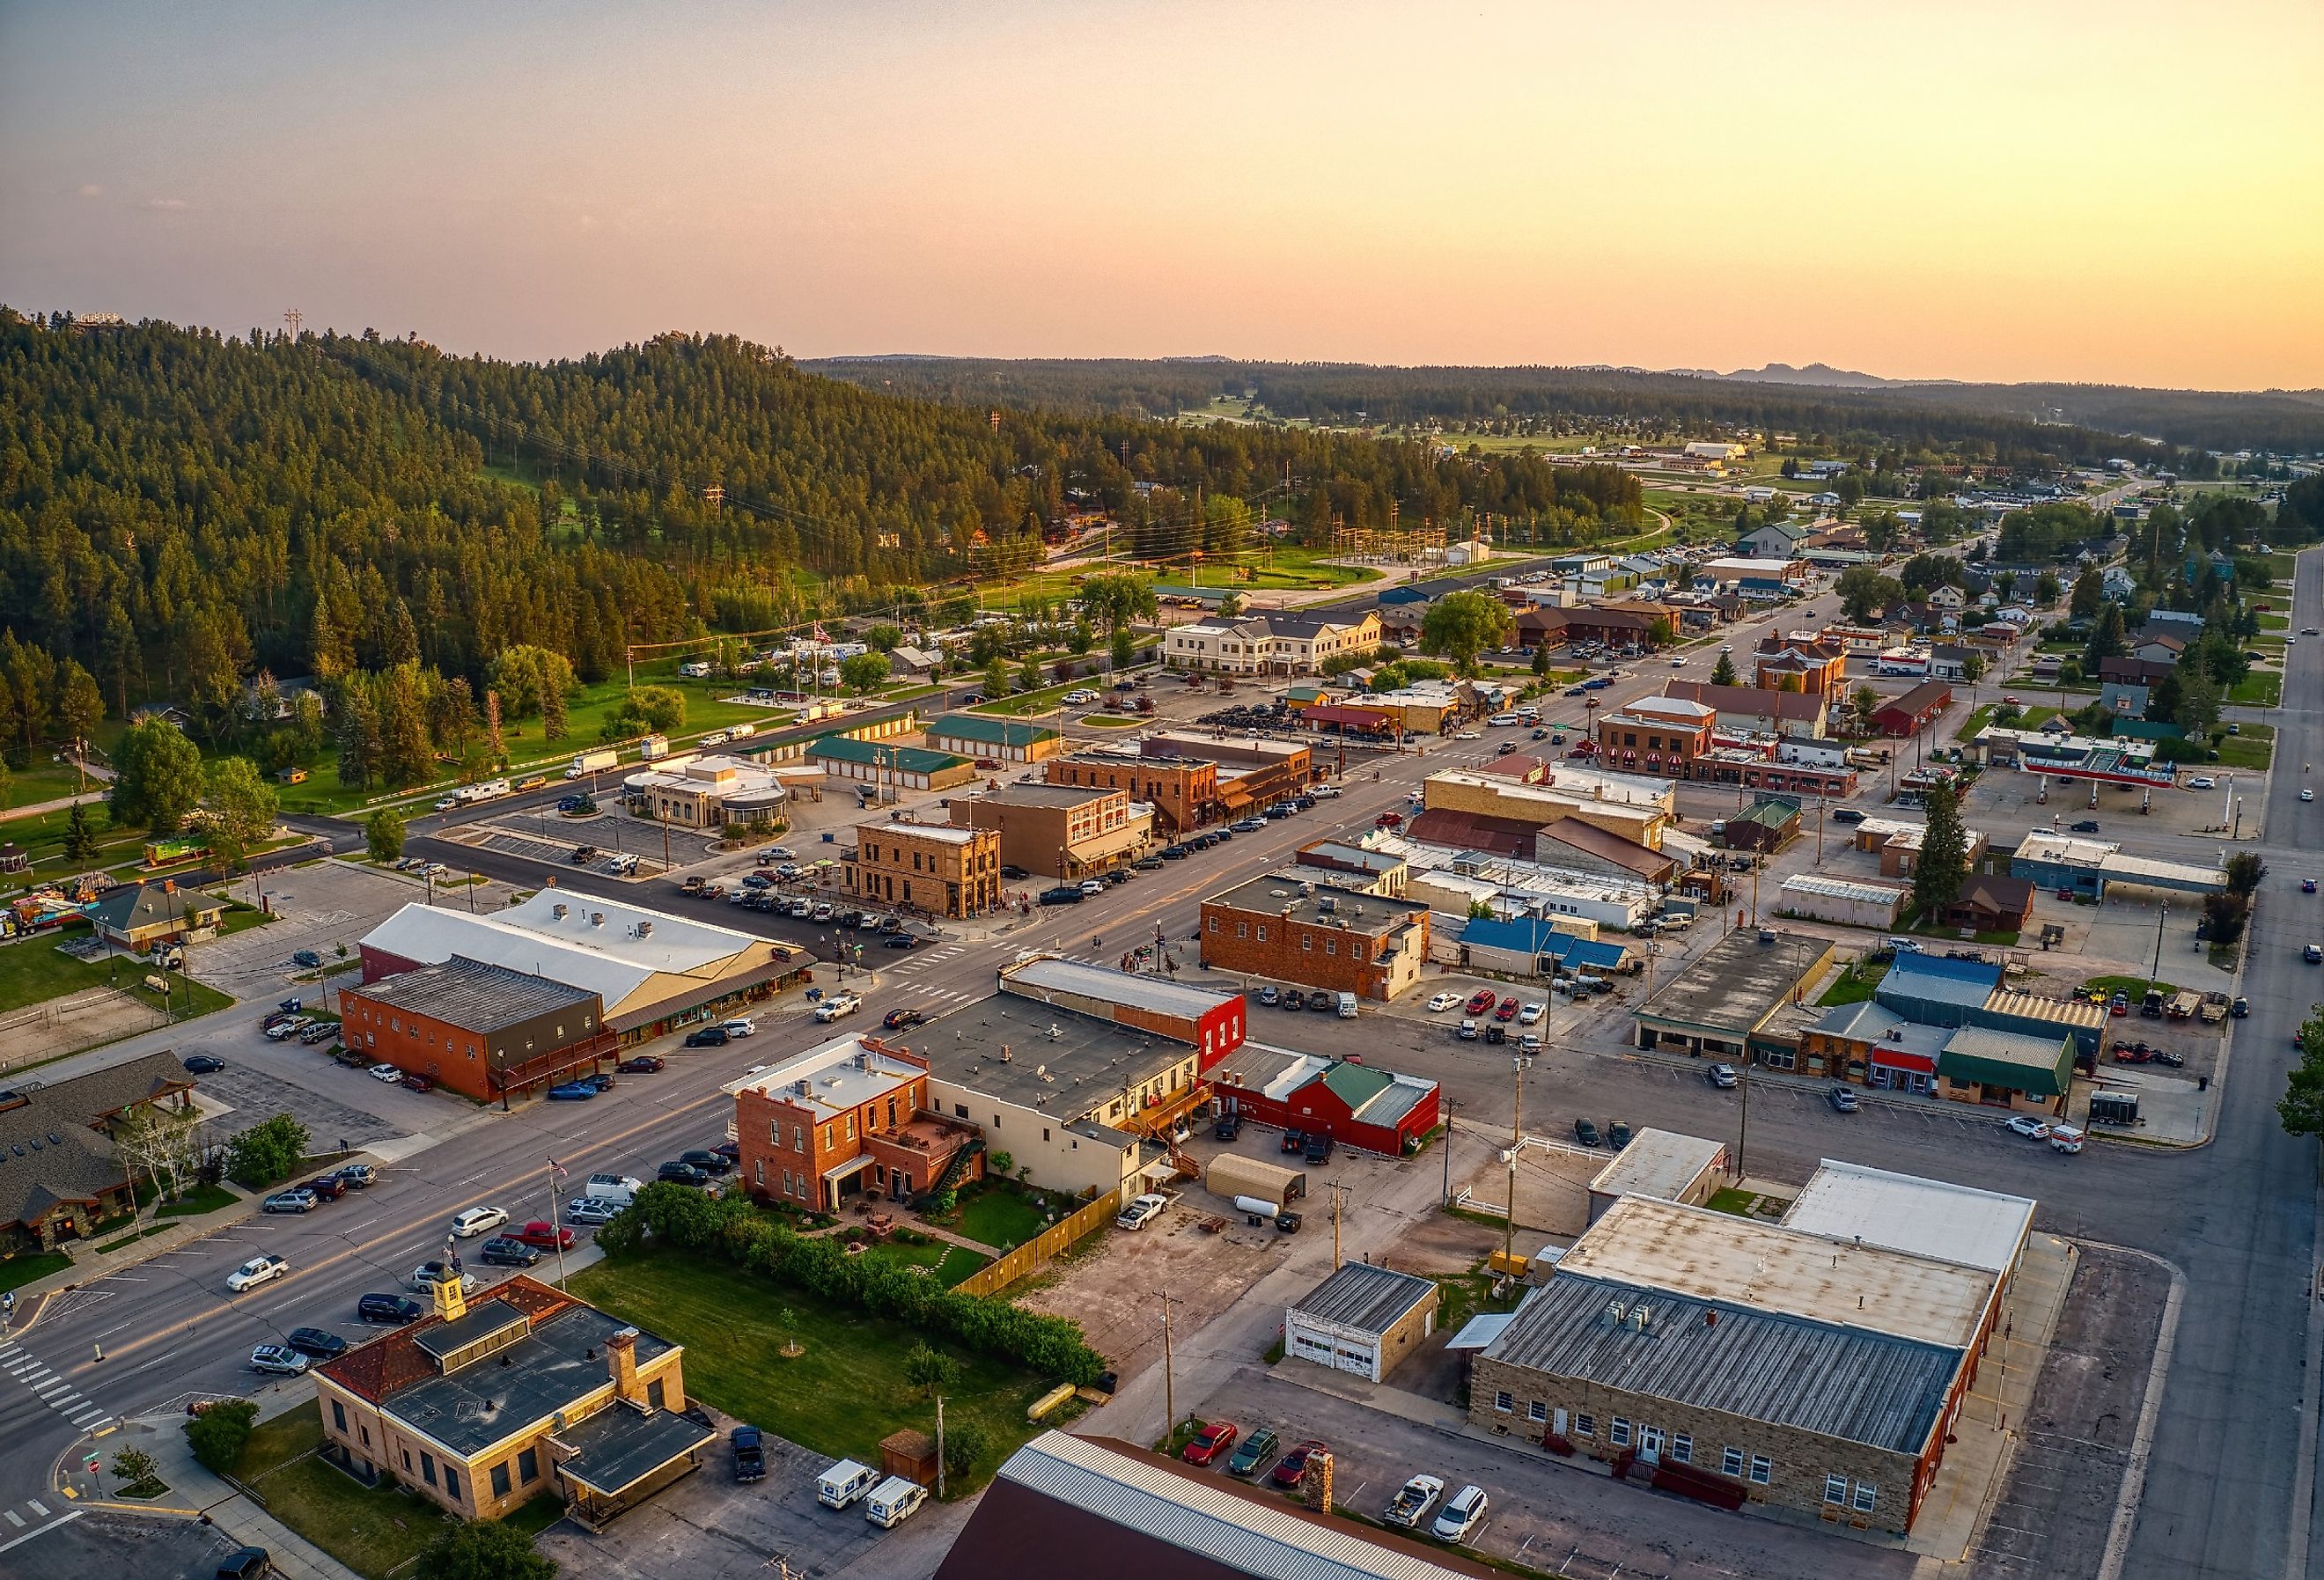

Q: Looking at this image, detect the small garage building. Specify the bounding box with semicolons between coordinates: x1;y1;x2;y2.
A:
1285;1262;1441;1383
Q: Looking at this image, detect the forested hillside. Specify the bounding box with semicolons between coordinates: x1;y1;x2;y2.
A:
806;356;2320;463
0;312;1643;739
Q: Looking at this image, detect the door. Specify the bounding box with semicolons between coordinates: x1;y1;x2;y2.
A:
1552;1407;1569;1438
1637;1426;1664;1466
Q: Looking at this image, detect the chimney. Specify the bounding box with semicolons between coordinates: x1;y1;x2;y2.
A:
605;1327;644;1404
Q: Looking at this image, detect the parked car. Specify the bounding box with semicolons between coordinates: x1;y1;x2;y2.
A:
182;1053;225;1073
408;1260;479;1296
1303;1132;1335;1163
1426;991;1460;1012
685;1025;732;1047
514;1219;576;1249
227;1254;290;1293
679;1149;735;1177
1456;1018;1479;1040
367;1062;404;1083
1115;1193;1169;1231
299;1021;339;1045
216;1548;272;1580
272;1329;345;1366
617;1055;666;1074
480;1237;544;1268
1465;988;1498;1015
1606;1121;1632;1149
1227;1427;1280;1477
1281;1128;1306;1154
1039;885;1086;906
1517;1001;1545;1025
546;1081;599;1100
1827;1086;1861;1113
451;1205;509;1238
303;1174;348;1201
1276;984;1303;1010
262;1189;319;1215
881;930;920;949
732;1424;767;1481
291;949;323;969
1213;1114;1242;1142
2004;1115;2055;1140
1433;1484;1490;1543
1271;1438;1329;1488
1386;1474;1446;1529
1181;1421;1240;1466
1706;1062;1739;1090
357;1292;425;1326
1493;996;1519;1022
658;1160;710;1187
1573;1117;1600;1147
565;1197;619;1225
250;1343;309;1376
718;1018;758;1038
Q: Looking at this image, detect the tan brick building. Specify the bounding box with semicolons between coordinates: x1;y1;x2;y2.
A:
724;1033;982;1211
313;1275;714;1528
1044;753;1219;836
1199;876;1430;1001
948;783;1152;880
1467;1185;2025;1537
849;819;1002;918
1593;697;1716;779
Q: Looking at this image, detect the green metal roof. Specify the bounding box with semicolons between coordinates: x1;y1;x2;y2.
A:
1936;1026;2072;1099
1735;797;1802;830
806;736;969;775
927;714;1062;747
1316;1062;1394;1111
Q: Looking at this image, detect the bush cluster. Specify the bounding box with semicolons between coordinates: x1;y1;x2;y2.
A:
601;1183;1102;1385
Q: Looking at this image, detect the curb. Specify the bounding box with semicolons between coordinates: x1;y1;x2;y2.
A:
2078;1241;2188;1580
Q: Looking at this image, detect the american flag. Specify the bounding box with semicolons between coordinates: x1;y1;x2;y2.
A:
549;1157;569;1184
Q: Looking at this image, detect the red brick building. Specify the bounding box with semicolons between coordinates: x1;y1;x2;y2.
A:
1872;680;1954;739
1199;878;1430;1001
336;957;614;1104
1043;753;1219;836
996;956;1247;1072
1592;697;1716;778
724;1034;982;1210
1753;637;1849;699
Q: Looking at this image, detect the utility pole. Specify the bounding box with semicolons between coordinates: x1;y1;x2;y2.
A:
1327;1181;1352;1269
1440;1103;1454;1203
2149;901;2167;999
936;1395;946;1501
1159;1292;1176;1442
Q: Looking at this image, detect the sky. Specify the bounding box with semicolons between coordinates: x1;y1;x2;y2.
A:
4;1;2320;390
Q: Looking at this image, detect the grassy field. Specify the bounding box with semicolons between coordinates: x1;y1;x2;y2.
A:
1956;702;2059;742
967;680;1085;719
239;1410;453;1580
859;1237;991;1288
1816;958;1891;1006
1077;713;1143;728
0;926;231;1020
569;1248;1053;1489
943;1185;1052;1252
0;1251;71;1292
139;1179;239;1217
2232;671;2284;707
2082;974;2177;1000
0;759;97;814
2215;727;2275;771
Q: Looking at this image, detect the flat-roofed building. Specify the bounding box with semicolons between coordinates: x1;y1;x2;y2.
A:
1421;768;1672;849
947;782;1153;880
1200;877;1431;1001
997;955;1247;1071
724;1034;981;1212
621;753;790;829
847;819;1001;918
337;958;613;1104
1469;1189;2019;1535
1585;1128;1731;1224
1284;1263;1441;1382
1139;731;1314;812
1632;929;1834;1062
1783;1158;2034;1277
1044;751;1218;835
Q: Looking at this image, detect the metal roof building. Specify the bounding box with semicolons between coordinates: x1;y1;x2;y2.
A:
1286;1263;1443;1382
937;1431;1506;1580
1631;930;1835;1059
1783;1159;2034;1276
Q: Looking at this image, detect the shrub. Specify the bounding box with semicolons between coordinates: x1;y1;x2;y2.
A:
415;1519;558;1580
988;1151;1014;1176
224;1113;309;1188
942;1419;993;1480
184;1399;258;1473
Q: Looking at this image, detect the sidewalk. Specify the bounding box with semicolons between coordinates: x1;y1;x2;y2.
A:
14;1187;261;1311
61;1393;360;1580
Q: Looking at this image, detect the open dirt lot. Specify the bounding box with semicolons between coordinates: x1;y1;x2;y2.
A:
1454;1141;1603;1240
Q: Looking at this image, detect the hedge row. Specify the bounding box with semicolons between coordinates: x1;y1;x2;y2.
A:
601;1182;1103;1385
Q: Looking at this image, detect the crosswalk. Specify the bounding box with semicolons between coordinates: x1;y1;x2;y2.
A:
895;984;974;1005
0;1339;113;1437
886;943;969;976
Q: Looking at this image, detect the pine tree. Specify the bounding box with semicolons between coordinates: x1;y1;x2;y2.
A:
1912;782;1968;923
63;798;98;862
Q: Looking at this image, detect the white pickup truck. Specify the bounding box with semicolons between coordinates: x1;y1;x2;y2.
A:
813;991;862;1024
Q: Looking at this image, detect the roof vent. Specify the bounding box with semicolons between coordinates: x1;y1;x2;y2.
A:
1630;1304;1652;1333
1604;1299;1626;1326
637;921;653;938
591;912;606;927
552;904;569;921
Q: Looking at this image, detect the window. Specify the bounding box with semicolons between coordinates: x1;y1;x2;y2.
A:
1750;1455;1772;1486
1236;922;1247;938
1526;1400;1547;1423
1825;1474;1850;1505
444;1466;460;1501
360;1425;370;1447
420;1451;437;1487
1255;925;1267;942
1326;938;1336;956
953;1102;968;1118
402;1449;413;1473
330;1400;347;1432
1722;1447;1745;1478
491;1463;511;1498
1208;918;1219;934
1853;1481;1878;1513
1574;1414;1595;1437
1610;1418;1631;1447
647;1378;666;1409
1302;934;1313;951
754;1159;765;1185
1492;1390;1513;1413
1670;1433;1692;1465
782;1168;793;1194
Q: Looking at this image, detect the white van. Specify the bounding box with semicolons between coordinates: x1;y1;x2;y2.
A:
817;1459;879;1509
1488;713;1520;727
585;1173;644;1206
863;1475;928;1528
1335;992;1359;1019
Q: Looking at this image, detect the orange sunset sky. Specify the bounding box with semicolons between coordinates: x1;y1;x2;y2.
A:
4;0;2319;387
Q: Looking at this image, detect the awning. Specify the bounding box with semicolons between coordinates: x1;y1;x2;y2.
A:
1871;1047;1938;1075
1445;1312;1516;1351
821;1153;879;1185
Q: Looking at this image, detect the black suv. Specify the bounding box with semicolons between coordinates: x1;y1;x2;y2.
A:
679;1148;734;1175
658;1160;710;1187
1303;1132;1335;1163
684;1026;730;1048
357;1293;424;1326
1305;989;1334;1011
481;1237;544;1267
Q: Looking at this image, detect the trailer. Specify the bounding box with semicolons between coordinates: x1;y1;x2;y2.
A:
2165;990;2200;1021
1204;1154;1306;1209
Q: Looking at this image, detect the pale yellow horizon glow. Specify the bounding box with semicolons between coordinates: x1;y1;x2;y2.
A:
3;0;2318;388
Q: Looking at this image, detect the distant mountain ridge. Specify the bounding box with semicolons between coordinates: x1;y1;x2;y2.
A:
1713;361;1901;389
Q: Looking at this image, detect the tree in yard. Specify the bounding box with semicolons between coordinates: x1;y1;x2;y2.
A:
864;624;903;654
982;657;1010;699
2070;569;2104;619
942;1418;993;1481
414;1519;559;1580
1994;571;2018;602
2282;1010;2324;1138
1217;592;1247;618
366;806;408;863
1710;651;1738;687
1835;566;1905;623
184;1399;258;1474
1960;652;1985;684
1416;590;1512;676
1109;628;1136;671
1850;686;1880;730
2084;603;2128;674
110;717;205;837
2036;571;2063;606
114;1101;203;1216
2176;668;2222;739
1077;572;1158;641
839;653;892;695
2225;852;2268;897
902;1341;959;1398
202;756;279;874
224;1112;310;1188
1530;643;1551;680
1911;781;1968;922
63;798;100;862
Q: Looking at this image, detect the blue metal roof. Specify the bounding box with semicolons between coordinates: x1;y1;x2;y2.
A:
1877;952;2001;1011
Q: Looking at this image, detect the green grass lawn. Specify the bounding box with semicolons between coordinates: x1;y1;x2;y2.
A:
239;1410;453;1580
2214;727;2275;771
968;680;1085;718
2083;974;2177;1000
210;900;276;937
1816;958;1890;1006
569;1248;1052;1488
138;1179;239;1217
2232;671;2284;707
502;1493;567;1536
2258;613;2290;631
0;759;98;813
1078;713;1144;728
0;1251;72;1292
943;1186;1053;1251
1957;702;2060;742
859;1238;992;1288
0;926;225;1022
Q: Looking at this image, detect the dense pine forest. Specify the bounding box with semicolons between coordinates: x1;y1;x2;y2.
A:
0;311;1644;748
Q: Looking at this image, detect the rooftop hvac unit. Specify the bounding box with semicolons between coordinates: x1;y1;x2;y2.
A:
637;921;653;937
551;903;569;921
590;912;606;927
1604;1299;1627;1326
1630;1304;1652;1333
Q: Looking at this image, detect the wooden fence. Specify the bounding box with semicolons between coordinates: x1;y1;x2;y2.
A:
954;1191;1120;1297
